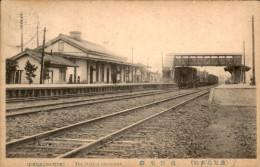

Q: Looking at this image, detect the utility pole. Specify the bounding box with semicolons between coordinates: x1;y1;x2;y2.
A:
37;21;39;48
252;15;255;85
20;13;23;52
243;41;246;83
161;53;163;71
132;48;134;83
162;53;164;80
40;27;46;84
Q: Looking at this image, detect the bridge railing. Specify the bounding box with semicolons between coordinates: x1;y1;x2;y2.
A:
173;55;242;66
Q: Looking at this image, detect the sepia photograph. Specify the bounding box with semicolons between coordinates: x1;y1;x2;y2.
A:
1;1;259;167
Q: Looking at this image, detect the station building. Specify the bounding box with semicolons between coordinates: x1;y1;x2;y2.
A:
8;31;152;84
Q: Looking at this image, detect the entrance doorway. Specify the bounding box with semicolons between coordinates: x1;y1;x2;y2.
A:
90;66;94;84
45;70;53;84
59;68;66;84
107;68;109;83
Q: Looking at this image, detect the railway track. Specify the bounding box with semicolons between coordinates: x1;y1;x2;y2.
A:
6;88;210;158
6;89;179;117
83;102;198;158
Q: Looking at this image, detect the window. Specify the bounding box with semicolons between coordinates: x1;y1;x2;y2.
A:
58;41;64;51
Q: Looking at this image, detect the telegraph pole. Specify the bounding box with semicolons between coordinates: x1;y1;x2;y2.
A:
243;41;246;83
252;16;255;85
37;21;39;48
161;53;163;71
20;13;24;52
40;27;46;84
132;48;134;83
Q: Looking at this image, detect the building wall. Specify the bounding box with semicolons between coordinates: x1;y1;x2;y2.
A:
16;55;68;84
44;40;139;84
76;59;87;82
16;55;41;84
51;67;60;84
45;40;87;56
43;67;60;84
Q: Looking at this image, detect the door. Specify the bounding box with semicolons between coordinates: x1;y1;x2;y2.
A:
107;68;109;83
96;64;99;83
59;69;66;83
90;66;93;84
46;71;53;84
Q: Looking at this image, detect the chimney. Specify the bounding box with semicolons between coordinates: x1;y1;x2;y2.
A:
69;31;82;40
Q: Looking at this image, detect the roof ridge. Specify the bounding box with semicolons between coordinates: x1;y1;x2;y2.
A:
60;33;103;47
36;33;127;61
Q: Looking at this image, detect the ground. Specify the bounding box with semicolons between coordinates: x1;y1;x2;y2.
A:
165;95;257;158
116;94;257;158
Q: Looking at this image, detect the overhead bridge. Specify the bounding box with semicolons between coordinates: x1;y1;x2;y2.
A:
173;54;242;67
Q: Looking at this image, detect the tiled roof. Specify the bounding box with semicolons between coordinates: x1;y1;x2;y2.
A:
11;50;78;67
53;53;146;68
37;33;127;61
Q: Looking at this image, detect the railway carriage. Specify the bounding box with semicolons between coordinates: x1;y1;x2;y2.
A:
174;67;197;88
208;74;218;85
197;71;209;86
174;67;218;88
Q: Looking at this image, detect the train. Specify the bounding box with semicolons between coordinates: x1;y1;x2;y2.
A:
174;67;218;88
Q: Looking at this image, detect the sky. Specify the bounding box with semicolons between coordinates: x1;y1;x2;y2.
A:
2;1;260;81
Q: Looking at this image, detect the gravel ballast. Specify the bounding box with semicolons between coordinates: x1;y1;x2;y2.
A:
6;89;198;140
92;94;256;158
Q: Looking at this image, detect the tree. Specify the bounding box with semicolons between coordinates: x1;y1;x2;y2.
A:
6;59;18;84
24;60;38;84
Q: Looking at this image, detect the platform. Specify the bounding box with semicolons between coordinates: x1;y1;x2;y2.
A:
5;83;177;99
208;84;256;106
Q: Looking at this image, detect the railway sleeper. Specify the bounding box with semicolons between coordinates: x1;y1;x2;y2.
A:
47;138;96;143
7;152;61;158
37;140;83;147
103;143;135;148
90;149;127;154
84;155;118;158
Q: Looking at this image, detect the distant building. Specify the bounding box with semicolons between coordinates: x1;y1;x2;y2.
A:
7;31;149;84
162;54;175;83
143;68;162;83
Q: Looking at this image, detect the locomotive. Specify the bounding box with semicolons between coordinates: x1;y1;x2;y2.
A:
174;67;218;88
